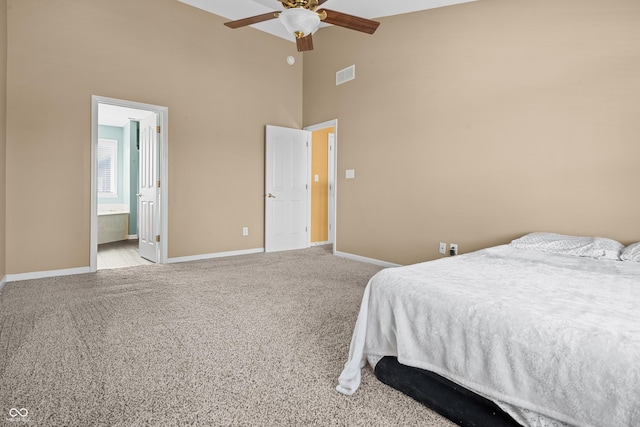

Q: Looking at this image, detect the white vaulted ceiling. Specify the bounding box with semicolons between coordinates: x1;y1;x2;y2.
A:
178;0;477;43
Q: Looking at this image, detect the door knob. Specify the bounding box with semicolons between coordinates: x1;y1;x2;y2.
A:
267;193;276;198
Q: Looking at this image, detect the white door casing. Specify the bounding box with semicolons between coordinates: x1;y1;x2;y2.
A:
265;125;310;252
138;113;159;262
327;132;336;244
304;120;338;250
90;96;168;273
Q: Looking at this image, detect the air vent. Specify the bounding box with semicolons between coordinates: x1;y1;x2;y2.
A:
336;65;355;86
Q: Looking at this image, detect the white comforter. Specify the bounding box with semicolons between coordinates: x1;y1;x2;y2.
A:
337;245;640;427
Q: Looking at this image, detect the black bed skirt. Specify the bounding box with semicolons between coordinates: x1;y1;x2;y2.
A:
374;356;521;427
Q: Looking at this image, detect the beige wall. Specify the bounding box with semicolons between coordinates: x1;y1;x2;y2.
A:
5;0;303;274
0;0;6;280
5;0;640;274
303;0;640;265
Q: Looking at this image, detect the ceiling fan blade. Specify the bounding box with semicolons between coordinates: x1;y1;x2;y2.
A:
316;0;329;6
296;34;314;52
224;12;279;29
319;9;380;34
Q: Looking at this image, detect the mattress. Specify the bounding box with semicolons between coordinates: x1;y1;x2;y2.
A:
337;244;640;427
374;355;522;427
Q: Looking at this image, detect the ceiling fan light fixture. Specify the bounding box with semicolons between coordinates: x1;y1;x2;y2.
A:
278;8;320;38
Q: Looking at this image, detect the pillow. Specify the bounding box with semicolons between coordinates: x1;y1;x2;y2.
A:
510;232;623;260
595;237;626;260
621;242;640;262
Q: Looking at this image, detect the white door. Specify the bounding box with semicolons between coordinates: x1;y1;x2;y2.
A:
265;125;310;252
138;113;158;262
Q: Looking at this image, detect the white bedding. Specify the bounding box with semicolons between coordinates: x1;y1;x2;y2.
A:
337;245;640;427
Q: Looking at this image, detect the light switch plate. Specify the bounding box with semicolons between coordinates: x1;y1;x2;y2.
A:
345;169;355;179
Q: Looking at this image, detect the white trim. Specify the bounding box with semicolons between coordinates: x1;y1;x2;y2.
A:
91;95;169;272
91;99;99;272
128;235;138;240
305;119;338;132
306;130;312;248
1;249;390;282
166;248;264;264
6;267;92;283
334;251;401;268
304;119;338;252
327;133;335;246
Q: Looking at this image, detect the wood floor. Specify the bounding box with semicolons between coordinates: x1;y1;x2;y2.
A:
97;239;154;270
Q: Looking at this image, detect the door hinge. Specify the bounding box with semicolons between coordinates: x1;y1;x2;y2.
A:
156;235;161;243
157;125;161;133
157;180;161;188
305;227;308;232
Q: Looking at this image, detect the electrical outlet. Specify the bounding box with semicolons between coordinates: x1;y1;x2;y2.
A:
449;243;458;256
439;242;447;254
242;227;249;236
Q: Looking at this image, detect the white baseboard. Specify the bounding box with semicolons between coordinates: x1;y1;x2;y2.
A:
334;251;401;268
128;235;138;240
6;266;92;283
1;248;393;284
166;247;264;264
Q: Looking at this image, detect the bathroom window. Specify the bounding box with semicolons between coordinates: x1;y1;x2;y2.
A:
98;138;118;198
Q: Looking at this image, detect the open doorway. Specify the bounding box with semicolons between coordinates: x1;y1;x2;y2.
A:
90;96;168;272
264;120;337;254
305;120;337;249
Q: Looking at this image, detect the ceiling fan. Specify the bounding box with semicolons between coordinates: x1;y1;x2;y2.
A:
224;0;380;52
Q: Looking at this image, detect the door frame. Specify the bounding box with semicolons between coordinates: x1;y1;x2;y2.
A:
90;95;169;272
304;119;338;252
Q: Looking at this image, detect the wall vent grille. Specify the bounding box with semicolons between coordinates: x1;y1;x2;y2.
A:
336;65;355;85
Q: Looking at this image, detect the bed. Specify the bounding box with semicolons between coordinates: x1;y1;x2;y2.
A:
336;233;640;427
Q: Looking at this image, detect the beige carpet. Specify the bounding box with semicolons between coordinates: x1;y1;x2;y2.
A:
0;246;456;426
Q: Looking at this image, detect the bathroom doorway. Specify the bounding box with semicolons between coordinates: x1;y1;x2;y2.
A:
90;96;168;271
